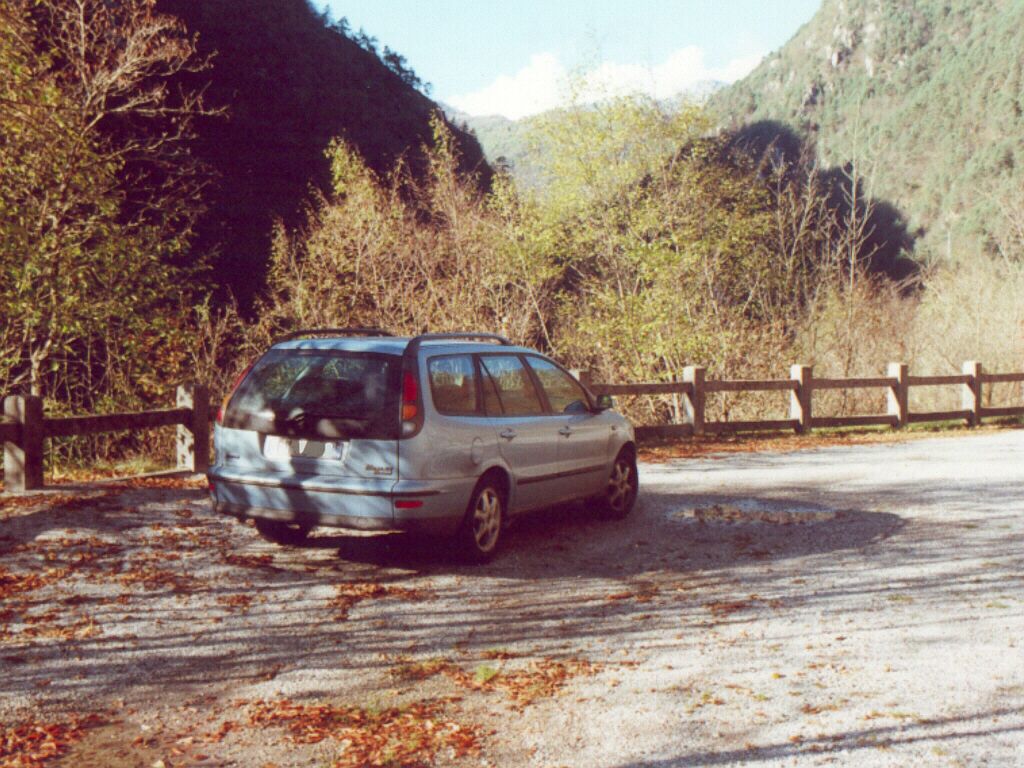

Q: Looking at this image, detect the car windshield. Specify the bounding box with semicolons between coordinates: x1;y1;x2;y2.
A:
223;350;400;439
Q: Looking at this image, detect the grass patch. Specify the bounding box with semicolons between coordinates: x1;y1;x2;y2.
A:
47;455;174;484
472;665;500;685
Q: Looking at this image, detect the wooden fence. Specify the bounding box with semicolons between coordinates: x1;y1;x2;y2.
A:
2;385;209;494
1;360;1022;494
579;361;1024;442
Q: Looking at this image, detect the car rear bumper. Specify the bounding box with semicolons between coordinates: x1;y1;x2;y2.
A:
207;467;469;536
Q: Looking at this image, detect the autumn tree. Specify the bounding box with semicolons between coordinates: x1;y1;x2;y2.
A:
259;115;559;348
521;92;920;422
523;97;783;419
0;0;211;403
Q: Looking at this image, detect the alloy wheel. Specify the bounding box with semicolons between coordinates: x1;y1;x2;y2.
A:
606;457;636;514
472;487;502;553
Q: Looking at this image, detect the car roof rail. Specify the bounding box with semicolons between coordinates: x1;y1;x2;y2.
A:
277;327;394;343
404;332;512;358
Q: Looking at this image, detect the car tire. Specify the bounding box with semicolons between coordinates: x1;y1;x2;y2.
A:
456;477;505;563
598;447;638;519
254;518;313;546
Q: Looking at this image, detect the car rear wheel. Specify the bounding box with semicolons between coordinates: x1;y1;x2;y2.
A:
457;479;504;563
254;518;313;546
599;448;638;518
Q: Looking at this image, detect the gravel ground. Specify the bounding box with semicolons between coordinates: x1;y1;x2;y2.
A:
1;429;1022;767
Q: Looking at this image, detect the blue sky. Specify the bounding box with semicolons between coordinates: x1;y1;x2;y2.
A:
325;0;821;119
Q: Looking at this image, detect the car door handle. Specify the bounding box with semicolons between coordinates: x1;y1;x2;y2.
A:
558;426;573;437
499;428;517;441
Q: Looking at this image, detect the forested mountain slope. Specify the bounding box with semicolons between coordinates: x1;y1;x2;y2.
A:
449;82;725;188
157;0;491;305
712;0;1024;261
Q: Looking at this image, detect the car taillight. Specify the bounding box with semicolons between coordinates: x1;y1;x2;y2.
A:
401;371;418;421
400;369;423;437
216;362;254;425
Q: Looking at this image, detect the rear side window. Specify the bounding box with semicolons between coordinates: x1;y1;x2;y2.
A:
480;355;546;416
481;367;503;416
224;350;399;439
526;356;590;414
428;355;479;415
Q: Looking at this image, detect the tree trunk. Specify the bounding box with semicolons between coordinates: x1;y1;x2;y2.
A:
29;350;43;398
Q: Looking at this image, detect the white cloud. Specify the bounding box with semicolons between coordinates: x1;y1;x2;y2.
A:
448;53;566;121
448;47;764;120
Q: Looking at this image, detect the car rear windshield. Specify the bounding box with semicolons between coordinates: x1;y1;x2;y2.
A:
222;350;400;440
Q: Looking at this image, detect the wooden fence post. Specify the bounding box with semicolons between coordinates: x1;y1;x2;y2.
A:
3;395;44;492
962;361;982;427
176;384;210;473
790;365;813;434
887;362;909;428
576;370;593;389
683;366;705;436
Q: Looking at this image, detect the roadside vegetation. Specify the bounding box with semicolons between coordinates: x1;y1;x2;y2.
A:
1;0;1022;474
208;98;1024;427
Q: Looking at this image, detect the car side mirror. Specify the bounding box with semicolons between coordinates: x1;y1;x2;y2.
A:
595;394;615;411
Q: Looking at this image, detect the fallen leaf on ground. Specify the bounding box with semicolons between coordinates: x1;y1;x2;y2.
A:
246;698;480;767
223;553;277;570
0;714;104;768
389;656;599;709
328;583;429;620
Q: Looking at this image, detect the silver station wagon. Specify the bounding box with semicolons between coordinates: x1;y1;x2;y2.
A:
207;330;637;561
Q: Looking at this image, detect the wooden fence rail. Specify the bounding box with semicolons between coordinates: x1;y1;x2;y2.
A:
2;385;209;494
2;361;1022;494
582;361;1024;443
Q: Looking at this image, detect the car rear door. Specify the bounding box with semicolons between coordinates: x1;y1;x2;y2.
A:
418;352;496;480
218;349;401;482
478;354;563;512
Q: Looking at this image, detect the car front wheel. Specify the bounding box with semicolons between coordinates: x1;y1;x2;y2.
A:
600;448;638;518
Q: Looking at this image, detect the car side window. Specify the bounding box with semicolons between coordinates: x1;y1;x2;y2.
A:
480;355;546;416
427;355;478;416
480;362;504;416
526;356;590;414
